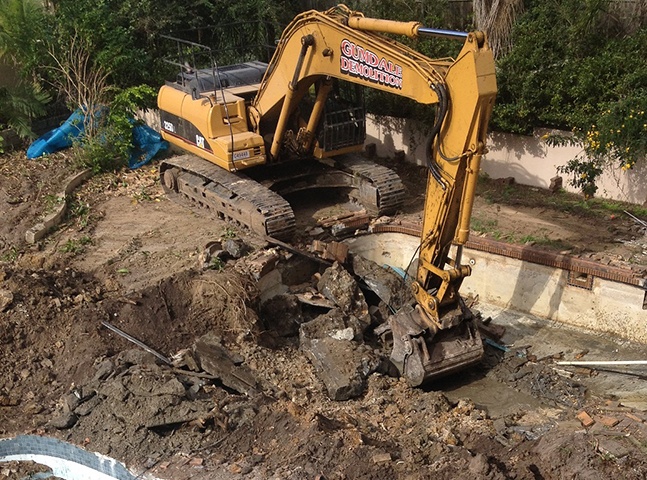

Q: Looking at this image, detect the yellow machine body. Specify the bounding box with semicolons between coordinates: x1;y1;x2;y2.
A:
157;4;498;385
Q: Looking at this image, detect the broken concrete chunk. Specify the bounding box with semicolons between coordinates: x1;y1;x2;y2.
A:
299;309;365;343
311;240;349;263
317;262;369;323
246;250;280;280
295;291;335;309
171;348;200;371
302;337;367;401
597;438;630;458
63;392;82;412
93;359;115;381
49;411;78;430
257;269;288;303
304;339;386;401
194;336;257;395
0;289;13;312
352;255;412;310
224;238;248;259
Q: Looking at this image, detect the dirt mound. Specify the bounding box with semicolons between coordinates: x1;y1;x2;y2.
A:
2;152;647;479
3;256;645;479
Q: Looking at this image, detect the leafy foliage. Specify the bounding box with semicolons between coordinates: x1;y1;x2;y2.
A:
48;0;301;89
0;0;50;80
493;0;647;195
0;0;51;139
0;83;50;139
72;85;158;173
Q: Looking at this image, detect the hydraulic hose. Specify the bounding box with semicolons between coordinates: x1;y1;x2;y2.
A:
426;83;449;190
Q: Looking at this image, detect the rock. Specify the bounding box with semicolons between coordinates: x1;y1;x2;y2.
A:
63;392;82;412
93;359;115;381
549;175;563;193
372;453;392;464
0;288;13;312
158;377;187;396
118;348;158;366
194;336;258;395
352;255;412;310
301;336;370;401
224;238;248;259
74;394;102;416
468;453;490;476
49;411;78;430
330;327;355;341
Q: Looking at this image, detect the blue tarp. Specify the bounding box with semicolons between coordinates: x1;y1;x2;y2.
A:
27;109;168;169
26;109;85;159
128;123;168;169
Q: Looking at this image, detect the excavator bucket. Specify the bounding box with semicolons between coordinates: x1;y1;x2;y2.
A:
387;304;484;386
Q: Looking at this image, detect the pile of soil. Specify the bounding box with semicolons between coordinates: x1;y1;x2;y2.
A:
1;151;647;479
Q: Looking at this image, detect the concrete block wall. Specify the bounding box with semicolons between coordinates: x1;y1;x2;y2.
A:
366;114;647;206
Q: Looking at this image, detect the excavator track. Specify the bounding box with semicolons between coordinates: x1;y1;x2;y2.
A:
333;155;406;216
159;154;405;241
160;155;296;240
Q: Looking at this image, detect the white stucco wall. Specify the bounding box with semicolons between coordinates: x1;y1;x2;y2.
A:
366;115;647;205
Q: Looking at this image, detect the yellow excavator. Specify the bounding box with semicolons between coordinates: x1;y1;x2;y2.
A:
157;4;496;385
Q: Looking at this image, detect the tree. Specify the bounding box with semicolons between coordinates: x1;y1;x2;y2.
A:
0;0;51;140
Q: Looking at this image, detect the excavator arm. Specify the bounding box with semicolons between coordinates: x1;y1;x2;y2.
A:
250;5;496;385
250;5;453;158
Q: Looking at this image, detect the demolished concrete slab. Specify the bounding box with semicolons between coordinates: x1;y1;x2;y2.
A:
301;337;370;401
316;262;369;324
194;334;258;396
299;309;386;400
351;255;413;310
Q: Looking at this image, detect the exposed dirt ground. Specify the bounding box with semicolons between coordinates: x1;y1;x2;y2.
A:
1;150;647;479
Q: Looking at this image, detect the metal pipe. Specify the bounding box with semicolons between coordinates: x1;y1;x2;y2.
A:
101;320;172;365
556;360;647;366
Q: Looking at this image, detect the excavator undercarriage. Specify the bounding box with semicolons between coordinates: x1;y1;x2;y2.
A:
160;153;404;240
